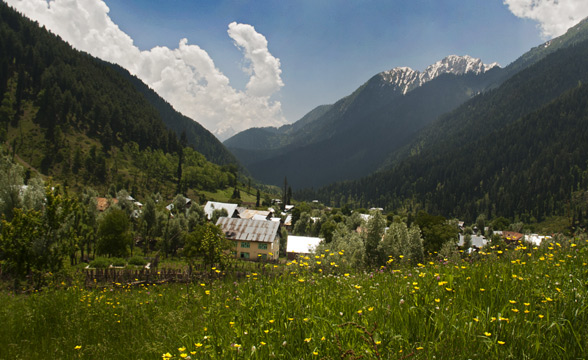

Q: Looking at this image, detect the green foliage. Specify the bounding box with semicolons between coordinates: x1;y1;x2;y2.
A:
128;255;147;267
415;211;459;254
110;257;127;267
183;222;232;269
364;211;386;267
0;184;80;288
0;150;24;220
380;222;424;265
88;257;111;269
210;208;228;224
96;209;131;258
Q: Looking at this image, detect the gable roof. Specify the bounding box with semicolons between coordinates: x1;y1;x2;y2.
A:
216;217;280;243
96;197;118;212
502;231;524;242
286;236;322;254
204;201;239;220
239;209;271;220
458;234;487;248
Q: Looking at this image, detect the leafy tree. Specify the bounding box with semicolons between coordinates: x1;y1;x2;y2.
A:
0;207;41;289
211;208;228;224
364;211;386;267
0;184;80;289
293;212;311;236
415;211;459;254
280;227;288;256
183;222;232;270
315;223;364;269
96;208;131;258
491;216;510;230
139;196;157;253
0;151;24;220
320;220;336;243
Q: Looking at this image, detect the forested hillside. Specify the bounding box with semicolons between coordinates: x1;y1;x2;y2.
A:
301;40;588;224
227;62;500;188
110;64;237;166
0;3;237;198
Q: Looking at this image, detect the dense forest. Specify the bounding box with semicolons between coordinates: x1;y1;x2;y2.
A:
0;3;240;198
300;40;588;225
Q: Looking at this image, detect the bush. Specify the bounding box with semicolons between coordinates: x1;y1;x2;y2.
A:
128;256;147;266
110;257;126;267
89;257;111;269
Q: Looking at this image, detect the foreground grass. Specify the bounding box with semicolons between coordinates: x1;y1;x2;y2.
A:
1;239;588;359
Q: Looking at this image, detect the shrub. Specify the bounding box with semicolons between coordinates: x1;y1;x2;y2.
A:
89;257;111;269
110;257;126;267
128;256;147;266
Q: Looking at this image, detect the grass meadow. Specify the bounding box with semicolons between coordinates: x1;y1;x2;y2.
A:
1;238;588;359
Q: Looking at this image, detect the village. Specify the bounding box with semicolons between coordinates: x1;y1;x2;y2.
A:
93;192;555;270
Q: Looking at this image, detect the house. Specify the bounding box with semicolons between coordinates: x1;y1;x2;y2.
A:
525;234;552;246
216;217;281;261
286;236;322;260
96;197;118;212
238;209;272;221
502;231;524;243
284;214;293;232
458;234;487;251
204;201;239;220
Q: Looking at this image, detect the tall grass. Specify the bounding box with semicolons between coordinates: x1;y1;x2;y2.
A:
1;238;587;359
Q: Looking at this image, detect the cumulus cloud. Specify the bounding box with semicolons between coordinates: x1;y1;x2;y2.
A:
504;0;588;38
5;0;285;139
228;22;284;97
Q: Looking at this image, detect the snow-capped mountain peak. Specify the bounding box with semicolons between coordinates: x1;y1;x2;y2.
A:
379;55;500;94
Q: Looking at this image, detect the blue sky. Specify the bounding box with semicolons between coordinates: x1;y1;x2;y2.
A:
105;0;541;121
6;0;588;138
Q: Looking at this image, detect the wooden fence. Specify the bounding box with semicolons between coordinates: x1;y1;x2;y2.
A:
84;260;280;287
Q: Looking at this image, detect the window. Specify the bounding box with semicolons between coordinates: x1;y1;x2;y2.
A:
260;253;267;260
231;251;237;256
240;252;250;259
241;242;250;248
258;243;268;250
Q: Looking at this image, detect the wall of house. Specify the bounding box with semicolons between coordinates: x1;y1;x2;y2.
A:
233;235;279;261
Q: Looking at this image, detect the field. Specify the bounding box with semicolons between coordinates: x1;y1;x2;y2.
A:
1;237;588;359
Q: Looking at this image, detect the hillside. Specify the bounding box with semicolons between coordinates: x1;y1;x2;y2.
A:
0;3;237;198
109;63;237;166
302;39;588;222
227;18;588;190
226;56;501;188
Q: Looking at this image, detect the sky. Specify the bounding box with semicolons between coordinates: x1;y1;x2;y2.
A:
4;0;588;140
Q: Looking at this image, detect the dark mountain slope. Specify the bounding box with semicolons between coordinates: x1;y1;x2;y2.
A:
227;60;499;188
0;3;237;196
303;40;588;222
110;65;237;165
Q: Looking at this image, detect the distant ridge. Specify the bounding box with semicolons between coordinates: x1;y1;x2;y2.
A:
225;55;502;188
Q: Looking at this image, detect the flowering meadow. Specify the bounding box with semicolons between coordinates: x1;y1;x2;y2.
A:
1;237;588;359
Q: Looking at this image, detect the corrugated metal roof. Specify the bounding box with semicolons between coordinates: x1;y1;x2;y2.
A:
216;217;280;243
204;201;238;219
239;209;270;220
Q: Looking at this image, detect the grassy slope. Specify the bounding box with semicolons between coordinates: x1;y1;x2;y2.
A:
1;236;587;359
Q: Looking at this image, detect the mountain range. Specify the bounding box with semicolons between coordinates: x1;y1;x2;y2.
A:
297;19;588;223
226;17;588;189
225;54;503;188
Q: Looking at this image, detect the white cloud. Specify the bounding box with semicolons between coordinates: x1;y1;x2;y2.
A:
5;0;286;139
504;0;588;38
228;22;284;97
